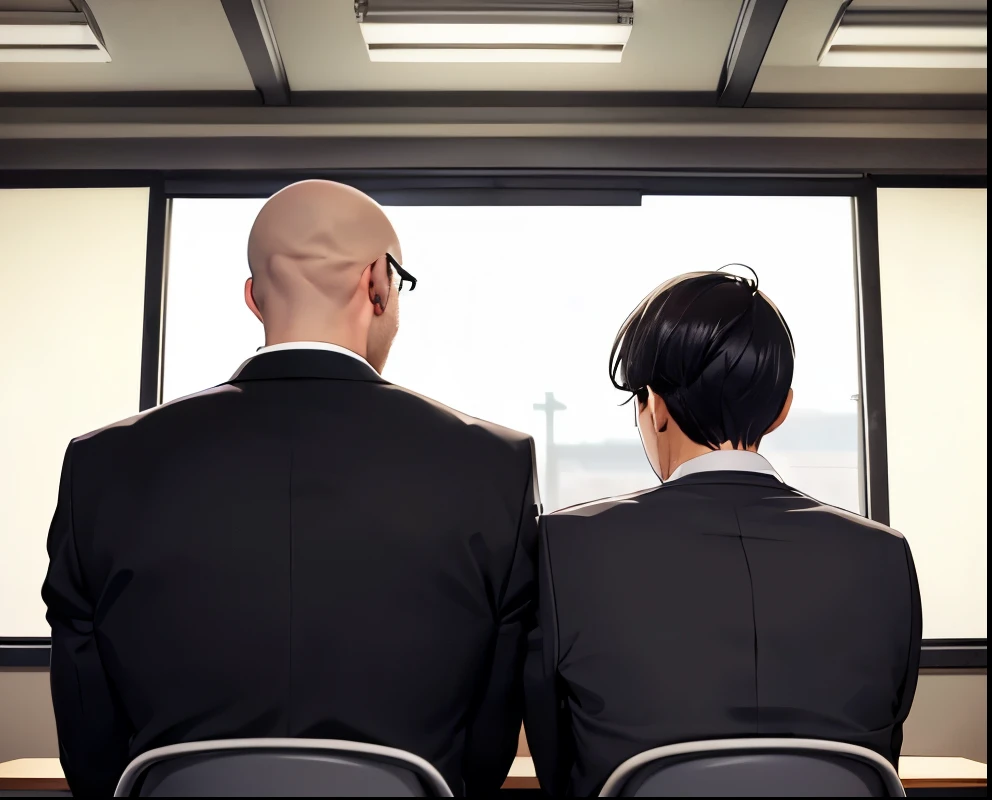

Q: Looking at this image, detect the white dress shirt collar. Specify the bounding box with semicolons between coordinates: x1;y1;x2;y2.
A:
248;341;377;373
666;450;783;483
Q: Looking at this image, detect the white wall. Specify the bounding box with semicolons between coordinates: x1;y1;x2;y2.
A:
0;187;149;637
876;187;987;640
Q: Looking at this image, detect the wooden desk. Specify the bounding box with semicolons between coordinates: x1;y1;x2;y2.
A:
0;755;986;792
0;758;66;792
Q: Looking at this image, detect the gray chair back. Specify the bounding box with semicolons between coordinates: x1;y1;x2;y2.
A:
113;738;454;797
599;738;906;797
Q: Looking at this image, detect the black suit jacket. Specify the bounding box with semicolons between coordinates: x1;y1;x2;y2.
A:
42;350;539;797
524;471;922;796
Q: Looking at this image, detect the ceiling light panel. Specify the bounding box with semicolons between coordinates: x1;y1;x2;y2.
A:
355;0;634;64
818;7;987;69
0;7;110;63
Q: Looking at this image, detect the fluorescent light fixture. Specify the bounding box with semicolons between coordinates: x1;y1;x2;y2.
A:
355;0;634;64
820;48;986;68
819;7;987;69
0;6;110;63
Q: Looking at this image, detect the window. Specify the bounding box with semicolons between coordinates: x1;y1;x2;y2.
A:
0;184;981;649
164;195;862;515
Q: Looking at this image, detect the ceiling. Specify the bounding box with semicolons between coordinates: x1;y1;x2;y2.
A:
0;0;985;102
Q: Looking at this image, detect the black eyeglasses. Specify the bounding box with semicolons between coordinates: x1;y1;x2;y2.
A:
386;253;417;292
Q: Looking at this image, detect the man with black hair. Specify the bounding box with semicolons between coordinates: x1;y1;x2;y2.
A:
523;270;922;797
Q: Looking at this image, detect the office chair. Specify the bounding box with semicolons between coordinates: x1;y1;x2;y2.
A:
113;738;454;797
599;738;906;797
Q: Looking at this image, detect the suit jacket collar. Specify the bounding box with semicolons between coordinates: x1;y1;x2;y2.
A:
229;349;387;384
663;470;790;490
253;340;376;372
666;450;782;483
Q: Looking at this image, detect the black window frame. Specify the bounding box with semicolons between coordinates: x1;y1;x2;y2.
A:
0;168;986;670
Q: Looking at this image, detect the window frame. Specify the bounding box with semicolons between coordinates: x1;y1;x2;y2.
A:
0;169;985;669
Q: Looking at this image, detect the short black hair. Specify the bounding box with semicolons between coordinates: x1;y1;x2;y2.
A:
610;269;795;449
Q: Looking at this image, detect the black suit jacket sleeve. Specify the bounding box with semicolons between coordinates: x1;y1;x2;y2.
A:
41;443;131;797
523;516;570;796
891;537;924;763
462;439;541;796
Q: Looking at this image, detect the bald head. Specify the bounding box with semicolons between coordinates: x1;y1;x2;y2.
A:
249;180;400;283
244;180;403;371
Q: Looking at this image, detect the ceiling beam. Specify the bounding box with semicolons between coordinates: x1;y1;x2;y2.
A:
220;0;290;106
0;107;984;143
718;0;788;108
0;92;984;111
0;136;984;174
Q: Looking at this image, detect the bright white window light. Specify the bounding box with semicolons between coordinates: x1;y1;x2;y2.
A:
0;7;111;63
818;8;987;69
355;0;634;64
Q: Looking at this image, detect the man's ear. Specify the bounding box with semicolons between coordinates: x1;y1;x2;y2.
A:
765;388;794;435
244;277;263;323
646;388;670;434
367;255;391;317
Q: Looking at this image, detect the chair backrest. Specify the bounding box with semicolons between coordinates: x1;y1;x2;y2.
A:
113;738;454;797
599;738;906;797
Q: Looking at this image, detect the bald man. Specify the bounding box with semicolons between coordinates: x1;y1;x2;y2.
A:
42;181;540;796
